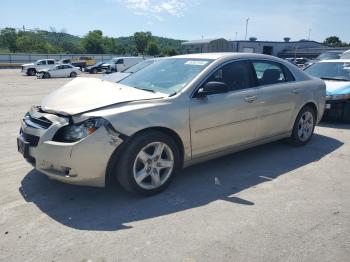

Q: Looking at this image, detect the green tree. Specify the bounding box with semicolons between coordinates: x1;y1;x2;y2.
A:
324;36;343;47
16;31;57;53
163;47;177;56
134;31;152;55
146;41;160;56
81;30;106;54
0;27;17;52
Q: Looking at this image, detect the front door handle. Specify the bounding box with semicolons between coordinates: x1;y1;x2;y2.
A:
244;95;257;103
292;88;302;94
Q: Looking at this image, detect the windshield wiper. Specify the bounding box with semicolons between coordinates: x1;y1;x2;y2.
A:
136;87;156;93
320;77;350;81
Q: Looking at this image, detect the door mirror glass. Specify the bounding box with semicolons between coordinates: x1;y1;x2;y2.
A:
196;81;229;97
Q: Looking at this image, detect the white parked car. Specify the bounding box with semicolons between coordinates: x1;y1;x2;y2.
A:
21;59;57;76
105;57;144;72
101;58;160;83
36;64;81;79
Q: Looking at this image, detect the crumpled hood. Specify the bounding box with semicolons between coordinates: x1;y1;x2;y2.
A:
41;77;165;115
324;80;350;95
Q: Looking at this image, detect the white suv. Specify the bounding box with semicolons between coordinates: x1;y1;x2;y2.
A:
21;59;57;76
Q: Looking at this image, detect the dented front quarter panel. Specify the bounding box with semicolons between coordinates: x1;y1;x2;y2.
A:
80;95;192;162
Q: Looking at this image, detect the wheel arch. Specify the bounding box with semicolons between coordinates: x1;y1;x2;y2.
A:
105;126;185;187
301;101;318;121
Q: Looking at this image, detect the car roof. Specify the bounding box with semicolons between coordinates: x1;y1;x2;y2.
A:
172;52;280;60
319;59;350;63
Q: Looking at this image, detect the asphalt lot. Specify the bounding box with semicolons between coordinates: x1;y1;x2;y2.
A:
0;69;349;262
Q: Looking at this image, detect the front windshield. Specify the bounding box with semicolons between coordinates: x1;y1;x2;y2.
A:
304;62;350;81
119;58;213;95
341;52;350;59
123;59;154;73
316;52;341;61
95;62;104;66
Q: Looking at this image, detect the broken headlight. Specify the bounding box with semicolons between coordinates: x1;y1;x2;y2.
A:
53;118;109;142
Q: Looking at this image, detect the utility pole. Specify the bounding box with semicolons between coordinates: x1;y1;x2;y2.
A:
308;29;312;40
245;18;249;40
235;32;238;40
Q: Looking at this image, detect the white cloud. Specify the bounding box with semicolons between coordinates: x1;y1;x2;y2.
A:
118;0;189;19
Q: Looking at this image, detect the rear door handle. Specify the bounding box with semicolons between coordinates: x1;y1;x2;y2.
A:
244;95;257;103
292;88;302;94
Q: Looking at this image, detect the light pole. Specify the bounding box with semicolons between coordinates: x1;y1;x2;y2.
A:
245;18;249;40
308;29;312;40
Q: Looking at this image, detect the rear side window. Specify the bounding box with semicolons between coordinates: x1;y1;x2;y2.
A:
48;60;55;65
252;61;288;85
206;60;255;91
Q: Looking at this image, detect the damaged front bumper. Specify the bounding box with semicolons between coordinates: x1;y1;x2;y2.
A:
17;107;124;187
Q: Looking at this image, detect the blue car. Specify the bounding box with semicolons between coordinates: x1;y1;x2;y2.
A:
304;59;350;122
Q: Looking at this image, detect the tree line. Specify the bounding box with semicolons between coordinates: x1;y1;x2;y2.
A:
0;27;181;56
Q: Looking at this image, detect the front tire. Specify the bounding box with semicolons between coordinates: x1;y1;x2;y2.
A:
289;105;316;146
115;131;180;196
27;68;36;76
70;71;77;77
43;72;50;79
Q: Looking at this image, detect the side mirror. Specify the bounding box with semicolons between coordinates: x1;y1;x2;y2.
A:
196;81;229;98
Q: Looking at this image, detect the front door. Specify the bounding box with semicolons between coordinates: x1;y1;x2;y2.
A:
190;60;259;158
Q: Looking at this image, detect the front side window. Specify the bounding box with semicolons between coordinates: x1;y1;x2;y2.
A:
253;61;287;85
119;58;213;95
116;59;124;64
37;60;46;65
205;60;255;91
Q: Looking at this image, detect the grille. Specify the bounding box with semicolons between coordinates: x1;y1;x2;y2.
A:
20;130;40;147
29;115;52;129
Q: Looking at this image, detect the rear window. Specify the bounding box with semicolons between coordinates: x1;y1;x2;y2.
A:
253;61;286;85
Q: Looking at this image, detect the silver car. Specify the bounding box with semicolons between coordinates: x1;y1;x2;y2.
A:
17;53;326;195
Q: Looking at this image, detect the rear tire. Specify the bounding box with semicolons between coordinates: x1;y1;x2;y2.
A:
289;105;316;146
92;68;97;74
114;131;180;196
27;68;36;76
342;101;350;123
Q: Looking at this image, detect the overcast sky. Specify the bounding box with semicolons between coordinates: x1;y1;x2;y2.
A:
1;0;349;42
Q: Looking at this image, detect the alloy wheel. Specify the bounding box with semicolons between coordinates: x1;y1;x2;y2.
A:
297;111;314;142
133;142;174;190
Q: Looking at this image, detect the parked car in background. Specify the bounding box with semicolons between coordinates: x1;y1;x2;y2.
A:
285;57;311;69
340;50;350;59
104;57;144;72
304;59;350;122
58;59;87;70
36;64;80;79
85;62;107;74
101;58;160;82
21;59;57;76
315;50;344;61
17;53;325;196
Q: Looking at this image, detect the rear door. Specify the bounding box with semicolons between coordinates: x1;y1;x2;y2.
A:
251;60;300;139
47;59;56;69
116;59;125;71
190;60;259;158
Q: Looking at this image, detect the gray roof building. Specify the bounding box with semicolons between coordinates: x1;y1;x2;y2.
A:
182;38;334;58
